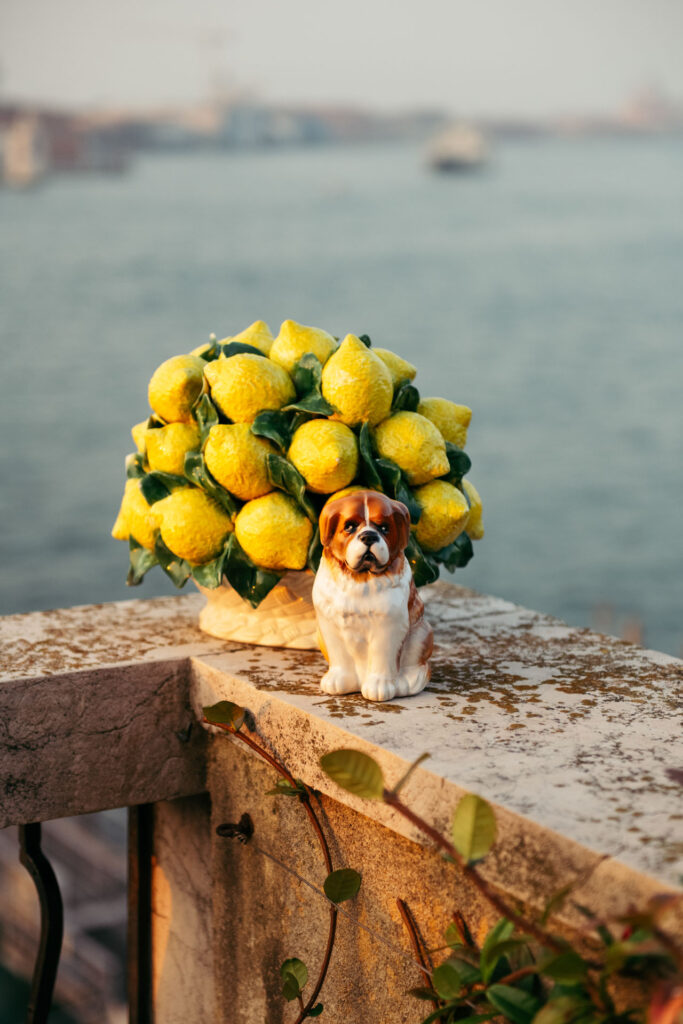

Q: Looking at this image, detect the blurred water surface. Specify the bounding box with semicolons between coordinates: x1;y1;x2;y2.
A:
1;137;682;654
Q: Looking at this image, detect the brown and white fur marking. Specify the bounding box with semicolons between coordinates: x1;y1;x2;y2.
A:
313;490;433;702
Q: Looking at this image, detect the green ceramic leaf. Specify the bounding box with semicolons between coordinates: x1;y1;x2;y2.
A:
193;333;221;361
202;701;246;730
190;539;230;589
444;442;472;485
285;354;335;416
221;341;267;358
451;794;497;864
140;471;188;507
392;381;420;413
195;393;219;443
251;409;294;452
125;452;146;479
183;451;238;517
266;453;318;523
126;538;159;586
319;749;385;800
374;457;422;523
323;868;361;904
431;533;474;572
358;422;383;490
405;535;439;587
307;525;323;573
358;334;372;347
222;534;282;608
153;535;191;588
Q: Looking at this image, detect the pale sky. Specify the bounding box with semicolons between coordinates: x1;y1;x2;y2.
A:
2;0;683;117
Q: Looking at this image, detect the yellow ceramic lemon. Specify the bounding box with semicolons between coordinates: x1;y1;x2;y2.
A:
223;320;274;356
288;419;359;494
321;334;393;427
374;348;417;387
270;319;337;374
131;420;149;453
323;485;366;506
146;422;201;476
418;397;472;450
153;488;233;564
204;353;295;423
111;478;159;550
148;355;205;424
204;423;275;501
235;492;313;571
462;479;484;540
373;411;449;485
413;480;470;551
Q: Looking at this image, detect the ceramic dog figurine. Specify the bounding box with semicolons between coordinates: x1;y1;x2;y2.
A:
313;489;433;702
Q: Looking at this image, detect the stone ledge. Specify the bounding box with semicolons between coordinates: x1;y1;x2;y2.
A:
1;585;681;927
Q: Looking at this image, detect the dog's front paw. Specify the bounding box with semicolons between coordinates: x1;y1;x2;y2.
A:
361;673;397;703
320;666;360;695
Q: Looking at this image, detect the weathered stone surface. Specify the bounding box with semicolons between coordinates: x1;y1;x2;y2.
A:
191;582;683;901
0;595;224;826
152;795;213;1023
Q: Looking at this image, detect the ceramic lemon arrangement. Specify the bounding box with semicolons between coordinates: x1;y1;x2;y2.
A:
112;320;484;647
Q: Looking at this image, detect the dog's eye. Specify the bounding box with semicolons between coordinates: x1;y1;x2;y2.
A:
344;521;356;533
375;523;389;534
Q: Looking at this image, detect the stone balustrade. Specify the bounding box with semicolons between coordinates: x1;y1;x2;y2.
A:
1;582;681;1021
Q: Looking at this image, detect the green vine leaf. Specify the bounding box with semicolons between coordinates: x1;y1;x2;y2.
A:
432;957;481;999
251;409;294;453
280;957;308;990
266;453;318;523
202;701;246;731
222;533;282;608
305;1004;324;1018
485;984;542;1024
419;1010;495;1024
281;974;301;1002
408;987;440;1001
319;749;385;800
265;778;306;798
531;996;593;1024
126;538;159;586
451;794;497;864
539;950;588;984
323;868;361;904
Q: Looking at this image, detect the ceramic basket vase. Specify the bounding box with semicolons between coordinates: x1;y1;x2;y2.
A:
195;571;318;649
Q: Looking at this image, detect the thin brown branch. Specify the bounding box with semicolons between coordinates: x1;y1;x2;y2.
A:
397;898;440;1014
207;718;337;1023
383;789;565;954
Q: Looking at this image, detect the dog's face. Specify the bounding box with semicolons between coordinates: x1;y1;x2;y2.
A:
319;490;411;574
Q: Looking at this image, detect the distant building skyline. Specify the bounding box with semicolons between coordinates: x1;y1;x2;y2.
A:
2;0;683;118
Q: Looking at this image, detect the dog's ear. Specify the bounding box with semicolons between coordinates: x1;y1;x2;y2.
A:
391;499;411;553
319;503;342;548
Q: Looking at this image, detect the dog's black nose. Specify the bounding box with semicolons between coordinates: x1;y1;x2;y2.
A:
359;529;378;545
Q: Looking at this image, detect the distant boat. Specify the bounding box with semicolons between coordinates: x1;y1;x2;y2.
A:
428;123;489;172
